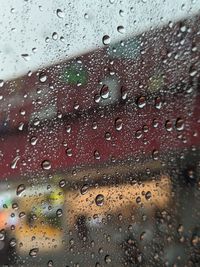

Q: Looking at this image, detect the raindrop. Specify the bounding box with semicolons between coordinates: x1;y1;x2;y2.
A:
0;230;5;241
18;122;24;131
80;184;89;195
42;160;51;170
84;13;89;19
66;148;72;157
102;35;111;45
0;80;4;87
135;130;142;139
29;248;39;258
56;9;64;18
119;9;124;16
100;85;109;99
175;118;184;131
11;156;20;169
105;255;111;264
165;120;173;131
16;184;26;196
52;32;58;40
95;194;104;206
145;191;152;200
47;260;54;267
39;72;47;83
94;150;100;160
117;26;125;34
152;150;159;160
136;196;141;204
155;97;162;109
56;209;63;217
59;179;66;188
137;96;146;109
9;238;17;247
105;132;111;141
115;118;123;131
21;54;30;61
30;136;38;146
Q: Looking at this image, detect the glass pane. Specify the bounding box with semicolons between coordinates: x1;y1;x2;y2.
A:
0;1;200;266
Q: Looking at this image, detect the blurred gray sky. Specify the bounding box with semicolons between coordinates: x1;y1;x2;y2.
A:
0;0;199;81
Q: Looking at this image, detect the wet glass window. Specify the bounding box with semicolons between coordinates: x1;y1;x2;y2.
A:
0;0;200;266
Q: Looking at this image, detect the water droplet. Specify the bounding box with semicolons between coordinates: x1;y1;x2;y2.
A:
19;212;26;218
39;72;47;83
18;122;24;131
9;238;16;247
135;130;142;139
115;118;123;131
105;132;111;141
165;120;173;131
59;179;66;188
56;209;63;217
152;150;159;160
47;260;54;267
155;97;162;109
145;191;152;200
42;160;51;170
30;136;38;146
0;80;4;87
29;248;39;257
117;26;125;34
136;196;141;204
21;54;30;61
137;96;146;109
16;184;26;196
52;32;58;40
20;109;26;116
0;230;5;241
105;255;111;264
56;9;64;18
100;85;109;99
80;184;89;195
175;118;184;131
12;203;18;210
84;13;89;19
94;150;100;160
66;148;72;157
95;194;104;206
102;35;110;45
11;156;20;169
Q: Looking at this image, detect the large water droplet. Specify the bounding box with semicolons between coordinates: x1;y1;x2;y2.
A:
137;96;146;109
95;194;104;206
42;160;51;170
105;255;112;264
29;248;39;257
115;118;123;131
117;26;125;34
30;136;38;146
56;9;64;18
39;72;47;83
80;184;89;195
16;184;26;196
9;238;17;247
56;209;63;217
102;35;111;45
100;85;109;99
11;156;20;169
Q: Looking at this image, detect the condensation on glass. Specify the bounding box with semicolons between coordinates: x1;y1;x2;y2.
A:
0;0;200;266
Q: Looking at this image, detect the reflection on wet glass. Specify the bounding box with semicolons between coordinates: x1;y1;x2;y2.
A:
0;0;200;266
